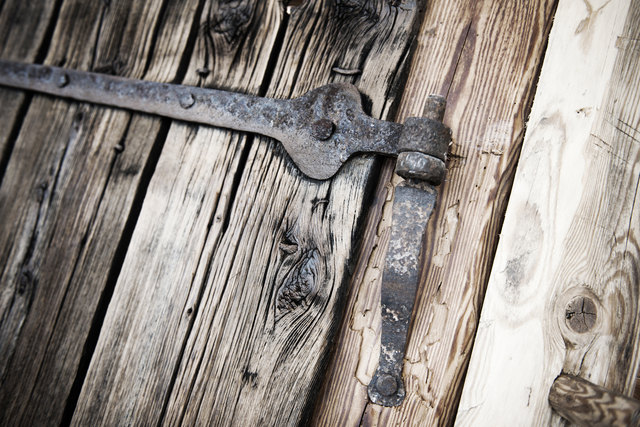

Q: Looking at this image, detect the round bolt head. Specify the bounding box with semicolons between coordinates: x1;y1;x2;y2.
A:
179;93;195;109
56;73;69;88
310;119;334;141
376;373;398;396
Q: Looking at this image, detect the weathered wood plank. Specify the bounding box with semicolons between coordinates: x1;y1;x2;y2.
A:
314;0;557;425
72;1;284;423
0;0;204;424
457;0;640;425
0;0;60;179
72;1;425;425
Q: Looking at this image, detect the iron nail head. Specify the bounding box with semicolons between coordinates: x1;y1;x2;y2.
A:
376;373;398;396
311;119;334;141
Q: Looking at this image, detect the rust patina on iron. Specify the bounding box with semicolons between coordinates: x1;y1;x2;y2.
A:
0;59;450;407
0;60;448;180
368;97;448;406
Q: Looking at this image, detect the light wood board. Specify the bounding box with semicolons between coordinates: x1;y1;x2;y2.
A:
457;0;640;425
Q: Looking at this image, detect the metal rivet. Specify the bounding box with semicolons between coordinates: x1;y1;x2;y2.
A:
376;374;398;396
179;93;195;109
311;119;334;141
565;296;597;333
56;73;69;88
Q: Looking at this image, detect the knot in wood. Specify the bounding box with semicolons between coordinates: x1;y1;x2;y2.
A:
276;249;320;315
210;1;253;43
565;296;597;333
333;0;379;22
18;268;35;295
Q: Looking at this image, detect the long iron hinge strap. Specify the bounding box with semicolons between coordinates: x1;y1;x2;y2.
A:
367;99;447;407
0;60;449;181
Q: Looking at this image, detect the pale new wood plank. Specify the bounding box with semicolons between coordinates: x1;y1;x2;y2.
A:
457;0;640;425
0;0;203;424
314;0;556;425
73;0;425;425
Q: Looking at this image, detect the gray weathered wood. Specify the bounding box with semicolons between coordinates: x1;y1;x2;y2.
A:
0;0;204;424
72;0;425;425
0;0;60;180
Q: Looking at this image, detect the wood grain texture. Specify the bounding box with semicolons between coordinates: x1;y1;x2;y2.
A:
0;0;60;179
549;374;640;426
0;0;203;424
71;2;281;424
313;0;556;425
457;0;640;425
72;1;423;425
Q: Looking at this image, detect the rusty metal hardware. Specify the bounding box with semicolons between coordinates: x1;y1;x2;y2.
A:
0;59;450;407
0;60;448;180
367;98;447;407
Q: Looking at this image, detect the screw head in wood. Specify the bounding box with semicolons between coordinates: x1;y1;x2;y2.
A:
565;296;597;333
196;67;210;77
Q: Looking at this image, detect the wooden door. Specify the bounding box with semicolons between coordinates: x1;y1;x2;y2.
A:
0;0;637;426
0;0;422;425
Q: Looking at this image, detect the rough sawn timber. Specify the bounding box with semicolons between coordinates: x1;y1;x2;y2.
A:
72;0;424;425
0;0;205;424
457;0;640;425
0;0;60;180
314;0;556;425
